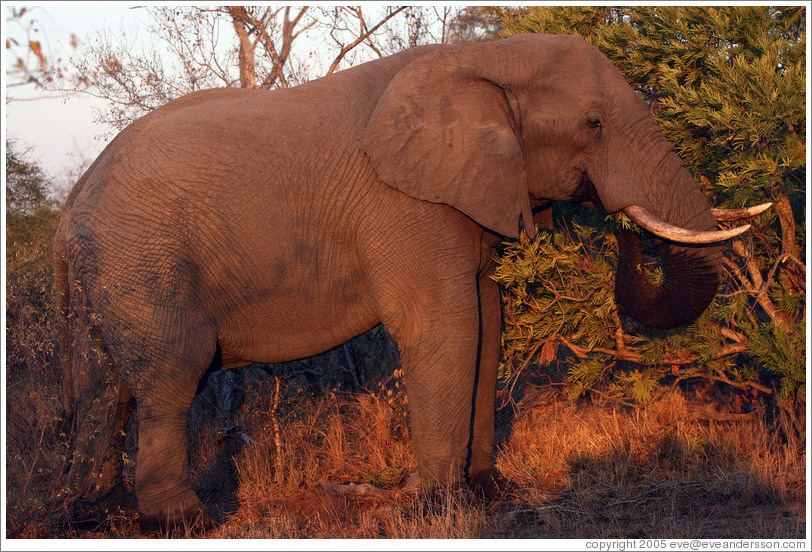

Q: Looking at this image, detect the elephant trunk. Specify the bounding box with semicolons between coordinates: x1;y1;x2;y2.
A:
615;230;722;329
614;160;724;330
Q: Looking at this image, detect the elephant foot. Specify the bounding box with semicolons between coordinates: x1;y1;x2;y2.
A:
137;504;218;536
136;485;218;535
408;467;514;503
137;508;217;536
467;467;516;501
55;482;139;532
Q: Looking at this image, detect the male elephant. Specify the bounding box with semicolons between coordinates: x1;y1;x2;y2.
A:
54;34;765;524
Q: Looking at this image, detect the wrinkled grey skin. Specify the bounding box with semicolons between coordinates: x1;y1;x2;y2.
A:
54;34;721;523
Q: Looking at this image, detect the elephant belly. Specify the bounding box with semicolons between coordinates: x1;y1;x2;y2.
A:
213;265;380;366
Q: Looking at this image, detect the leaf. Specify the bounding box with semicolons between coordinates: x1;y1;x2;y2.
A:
539;340;557;364
28;40;44;70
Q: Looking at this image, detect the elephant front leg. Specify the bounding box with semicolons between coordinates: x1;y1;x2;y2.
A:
361;206;492;492
398;307;482;488
397;265;505;496
374;262;490;490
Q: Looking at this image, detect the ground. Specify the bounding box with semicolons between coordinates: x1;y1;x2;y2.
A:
7;367;805;539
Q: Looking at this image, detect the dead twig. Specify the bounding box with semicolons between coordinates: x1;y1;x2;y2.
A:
327;7;407;74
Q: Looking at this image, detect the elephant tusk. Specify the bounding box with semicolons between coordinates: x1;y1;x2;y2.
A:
623;205;751;244
710;202;773;222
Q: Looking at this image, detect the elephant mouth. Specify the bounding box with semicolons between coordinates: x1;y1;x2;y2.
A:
615;229;722;329
554;173;771;330
568;172;607;213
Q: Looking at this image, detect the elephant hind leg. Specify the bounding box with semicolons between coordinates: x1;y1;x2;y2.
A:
125;325;219;527
134;393;215;528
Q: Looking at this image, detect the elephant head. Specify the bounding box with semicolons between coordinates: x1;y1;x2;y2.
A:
364;34;764;330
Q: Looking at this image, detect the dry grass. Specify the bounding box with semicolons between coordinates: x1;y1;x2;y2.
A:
6;368;806;539
493;385;805;538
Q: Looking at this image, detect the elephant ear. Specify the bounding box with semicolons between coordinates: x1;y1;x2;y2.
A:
363;46;532;238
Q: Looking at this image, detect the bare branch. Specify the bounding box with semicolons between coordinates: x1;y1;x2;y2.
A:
227;5;305;89
327;7;407;74
731;239;794;330
54;4;442;127
557;336;747;366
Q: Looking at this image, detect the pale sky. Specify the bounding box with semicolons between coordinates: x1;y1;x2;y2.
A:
4;3;147;188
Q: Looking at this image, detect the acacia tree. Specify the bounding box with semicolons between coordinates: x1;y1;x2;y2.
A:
481;6;805;422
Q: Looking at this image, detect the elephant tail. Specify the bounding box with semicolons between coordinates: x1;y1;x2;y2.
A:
52;237;133;517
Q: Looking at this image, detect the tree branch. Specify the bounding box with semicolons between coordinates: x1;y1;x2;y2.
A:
327;7;406;74
227;6;257;88
731;239;794;330
557;336;747;366
227;5;299;90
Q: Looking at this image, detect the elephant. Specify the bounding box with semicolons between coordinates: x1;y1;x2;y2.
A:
53;33;767;525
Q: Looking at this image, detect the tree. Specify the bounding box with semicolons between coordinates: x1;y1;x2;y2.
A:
5;142;67;525
6;141;60;247
61;6;460;129
483;6;805;422
5;141;62;381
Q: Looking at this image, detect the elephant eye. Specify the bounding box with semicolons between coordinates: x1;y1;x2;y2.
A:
586;117;602;129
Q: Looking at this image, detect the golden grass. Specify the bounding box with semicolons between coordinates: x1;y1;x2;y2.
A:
492;386;805;538
6;372;806;539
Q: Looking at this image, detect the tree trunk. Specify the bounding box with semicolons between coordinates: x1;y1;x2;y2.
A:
229;7;258;89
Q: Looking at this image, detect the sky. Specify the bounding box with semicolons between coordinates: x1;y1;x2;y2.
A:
4;4;151;188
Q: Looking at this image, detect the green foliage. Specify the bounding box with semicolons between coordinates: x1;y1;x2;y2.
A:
488;6;805;407
742;319;806;399
495;225;617;382
567;352;613;400
494;219;805;406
